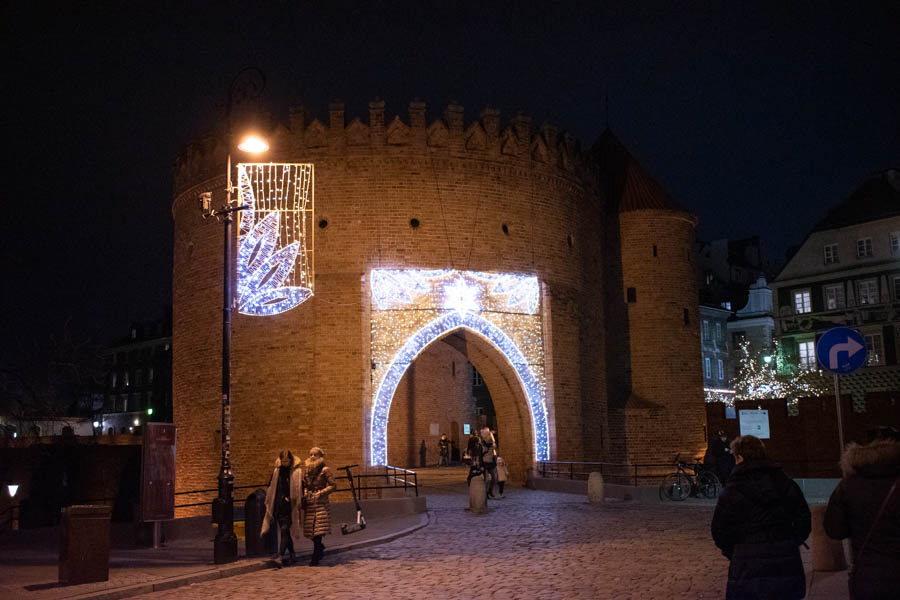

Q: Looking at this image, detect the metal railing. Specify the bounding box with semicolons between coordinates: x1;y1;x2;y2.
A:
339;465;418;497
173;464;418;510
538;458;842;486
537;461;674;486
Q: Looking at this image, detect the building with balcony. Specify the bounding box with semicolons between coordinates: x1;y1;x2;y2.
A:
771;169;900;407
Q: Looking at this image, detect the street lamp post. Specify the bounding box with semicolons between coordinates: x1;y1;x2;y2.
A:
201;68;269;565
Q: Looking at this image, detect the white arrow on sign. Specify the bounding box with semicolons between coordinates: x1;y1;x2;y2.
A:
829;337;864;369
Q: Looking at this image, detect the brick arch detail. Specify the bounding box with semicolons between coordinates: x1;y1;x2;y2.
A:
370;311;550;466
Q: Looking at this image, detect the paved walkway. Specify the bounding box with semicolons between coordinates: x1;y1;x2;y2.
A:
123;470;851;600
0;511;427;600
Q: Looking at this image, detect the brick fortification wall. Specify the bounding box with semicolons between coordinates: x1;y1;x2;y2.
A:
172;99;704;512
612;209;706;465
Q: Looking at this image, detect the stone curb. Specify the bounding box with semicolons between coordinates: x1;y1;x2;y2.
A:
60;512;431;600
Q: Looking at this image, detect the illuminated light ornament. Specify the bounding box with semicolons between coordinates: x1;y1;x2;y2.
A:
442;276;480;314
236;163;315;316
368;268;549;466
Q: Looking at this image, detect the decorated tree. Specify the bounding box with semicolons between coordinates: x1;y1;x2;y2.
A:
730;339;831;404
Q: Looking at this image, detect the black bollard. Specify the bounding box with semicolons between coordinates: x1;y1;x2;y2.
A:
244;489;276;556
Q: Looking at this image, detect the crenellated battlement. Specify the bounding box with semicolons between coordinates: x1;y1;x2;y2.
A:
173;99;591;195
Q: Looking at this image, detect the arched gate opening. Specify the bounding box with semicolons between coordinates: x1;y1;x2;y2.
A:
369;269;551;482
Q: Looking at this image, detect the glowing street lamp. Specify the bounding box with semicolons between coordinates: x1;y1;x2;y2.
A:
199;67;269;566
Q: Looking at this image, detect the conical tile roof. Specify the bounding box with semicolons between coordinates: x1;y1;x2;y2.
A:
593;129;690;214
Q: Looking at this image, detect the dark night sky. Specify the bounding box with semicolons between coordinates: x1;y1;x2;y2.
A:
2;1;898;354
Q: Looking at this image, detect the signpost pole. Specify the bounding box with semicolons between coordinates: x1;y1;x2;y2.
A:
833;372;845;452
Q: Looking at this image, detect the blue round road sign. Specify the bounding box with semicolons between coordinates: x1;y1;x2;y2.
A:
816;327;867;374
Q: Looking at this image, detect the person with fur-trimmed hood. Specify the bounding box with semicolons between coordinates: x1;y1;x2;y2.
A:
303;446;336;566
261;449;302;566
711;435;811;600
824;427;900;600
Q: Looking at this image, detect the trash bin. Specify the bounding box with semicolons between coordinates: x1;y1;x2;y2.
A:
59;504;111;584
244;489;276;556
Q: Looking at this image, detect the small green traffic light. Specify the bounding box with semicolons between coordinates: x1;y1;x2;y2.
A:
147;407;153;415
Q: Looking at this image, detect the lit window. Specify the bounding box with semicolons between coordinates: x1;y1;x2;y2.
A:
856;238;873;258
824;284;845;310
798;341;816;370
717;359;725;380
823;243;839;264
864;333;883;365
890;232;900;256
124;371;130;387
793;290;812;314
702;320;710;341
704;357;711;379
857;279;878;305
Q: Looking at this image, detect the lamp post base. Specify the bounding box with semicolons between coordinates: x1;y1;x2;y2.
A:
213;530;238;564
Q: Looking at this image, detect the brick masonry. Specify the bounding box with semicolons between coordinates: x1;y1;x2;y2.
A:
171;100;705;514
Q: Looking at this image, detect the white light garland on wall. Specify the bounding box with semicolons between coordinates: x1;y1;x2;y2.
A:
235;163;314;316
369;269;549;465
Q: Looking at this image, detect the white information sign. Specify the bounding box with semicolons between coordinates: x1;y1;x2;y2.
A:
429;423;439;436
739;409;770;439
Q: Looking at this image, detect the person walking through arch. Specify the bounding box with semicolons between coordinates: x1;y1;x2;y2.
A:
824;426;900;600
496;453;509;498
465;432;483;486
480;426;498;500
711;435;811;599
302;446;336;566
438;433;450;467
261;449;302;566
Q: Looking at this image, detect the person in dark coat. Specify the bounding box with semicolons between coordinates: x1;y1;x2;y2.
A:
465;433;483;485
261;450;302;566
824;429;900;600
711;435;811;600
438;434;450;467
711;429;736;484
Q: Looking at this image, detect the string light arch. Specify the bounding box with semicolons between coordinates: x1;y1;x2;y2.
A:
369;269;550;465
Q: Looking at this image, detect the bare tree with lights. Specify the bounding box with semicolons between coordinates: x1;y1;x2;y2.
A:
731;339;831;405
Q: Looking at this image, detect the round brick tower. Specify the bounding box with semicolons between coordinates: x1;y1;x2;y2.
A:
596;130;706;466
171;100;605;511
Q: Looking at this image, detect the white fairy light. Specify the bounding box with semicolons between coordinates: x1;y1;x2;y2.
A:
368;268;549;465
235;163;314;316
442;275;480;314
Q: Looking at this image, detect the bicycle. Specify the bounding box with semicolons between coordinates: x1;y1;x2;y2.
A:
659;455;722;501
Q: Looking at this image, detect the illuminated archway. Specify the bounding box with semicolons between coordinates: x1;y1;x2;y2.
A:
369;269;550;466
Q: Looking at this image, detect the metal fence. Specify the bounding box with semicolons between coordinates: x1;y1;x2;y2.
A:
537;458;841;486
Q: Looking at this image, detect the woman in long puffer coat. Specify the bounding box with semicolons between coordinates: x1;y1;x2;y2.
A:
711;435;811;600
260;450;302;566
824;430;900;600
302;446;336;566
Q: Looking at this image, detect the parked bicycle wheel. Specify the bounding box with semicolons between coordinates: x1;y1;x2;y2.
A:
697;471;721;499
660;473;691;501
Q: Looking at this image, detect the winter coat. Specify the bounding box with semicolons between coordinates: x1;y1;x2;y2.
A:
438;437;450;456
824;439;900;600
496;457;508;482
711;459;811;600
480;429;496;465
302;462;336;538
465;436;482;464
260;456;302;539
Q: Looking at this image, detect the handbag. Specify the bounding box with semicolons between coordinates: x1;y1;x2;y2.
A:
849;477;898;599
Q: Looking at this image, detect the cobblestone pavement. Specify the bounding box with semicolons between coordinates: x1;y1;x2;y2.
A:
132;477;734;600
